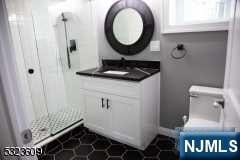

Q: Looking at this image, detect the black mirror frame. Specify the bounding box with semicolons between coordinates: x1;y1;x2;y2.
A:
105;0;155;56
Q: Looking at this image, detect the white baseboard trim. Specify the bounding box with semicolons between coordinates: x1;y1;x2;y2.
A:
158;126;178;138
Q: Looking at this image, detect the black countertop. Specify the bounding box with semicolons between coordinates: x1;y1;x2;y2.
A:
76;59;160;82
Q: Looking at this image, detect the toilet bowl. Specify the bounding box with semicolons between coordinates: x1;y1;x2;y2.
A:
184;86;224;131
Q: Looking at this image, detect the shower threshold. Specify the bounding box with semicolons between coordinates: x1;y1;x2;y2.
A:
31;108;83;145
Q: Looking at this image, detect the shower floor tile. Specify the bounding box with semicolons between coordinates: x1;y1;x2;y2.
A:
38;125;179;160
31;108;82;144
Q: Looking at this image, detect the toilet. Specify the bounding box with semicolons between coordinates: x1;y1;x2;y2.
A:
184;86;225;131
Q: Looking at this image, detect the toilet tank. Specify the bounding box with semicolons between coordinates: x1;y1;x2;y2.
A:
189;86;224;122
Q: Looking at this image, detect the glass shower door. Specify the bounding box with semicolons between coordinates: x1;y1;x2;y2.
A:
5;0;52;144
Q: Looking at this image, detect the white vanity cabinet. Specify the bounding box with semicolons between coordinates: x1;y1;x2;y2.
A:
80;73;160;150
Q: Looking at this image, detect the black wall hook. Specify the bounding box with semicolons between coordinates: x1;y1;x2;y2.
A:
177;44;185;51
171;44;187;59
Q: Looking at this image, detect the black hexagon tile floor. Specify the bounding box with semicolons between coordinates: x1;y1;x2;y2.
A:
38;125;179;160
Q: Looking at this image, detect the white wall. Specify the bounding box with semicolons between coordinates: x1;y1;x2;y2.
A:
224;0;240;131
0;79;16;156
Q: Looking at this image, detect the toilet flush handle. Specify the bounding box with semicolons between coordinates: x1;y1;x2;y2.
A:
213;99;225;109
190;94;198;98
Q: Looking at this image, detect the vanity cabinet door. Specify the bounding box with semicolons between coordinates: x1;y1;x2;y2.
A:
83;91;110;134
108;95;141;146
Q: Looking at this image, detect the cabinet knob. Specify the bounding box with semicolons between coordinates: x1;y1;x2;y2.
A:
101;98;105;108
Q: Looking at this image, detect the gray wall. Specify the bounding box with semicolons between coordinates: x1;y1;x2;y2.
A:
94;0;228;129
160;32;227;128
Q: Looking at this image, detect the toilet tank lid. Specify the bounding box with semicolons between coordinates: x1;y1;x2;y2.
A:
189;86;224;98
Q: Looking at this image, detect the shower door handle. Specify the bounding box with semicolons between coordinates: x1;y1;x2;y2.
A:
28;68;34;74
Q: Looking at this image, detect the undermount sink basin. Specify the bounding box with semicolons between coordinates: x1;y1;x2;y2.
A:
103;70;129;75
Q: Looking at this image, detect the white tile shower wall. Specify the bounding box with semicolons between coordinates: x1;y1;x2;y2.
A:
31;0;68;114
46;0;99;110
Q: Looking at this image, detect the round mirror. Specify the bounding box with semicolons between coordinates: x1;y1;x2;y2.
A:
105;0;154;55
113;8;143;45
